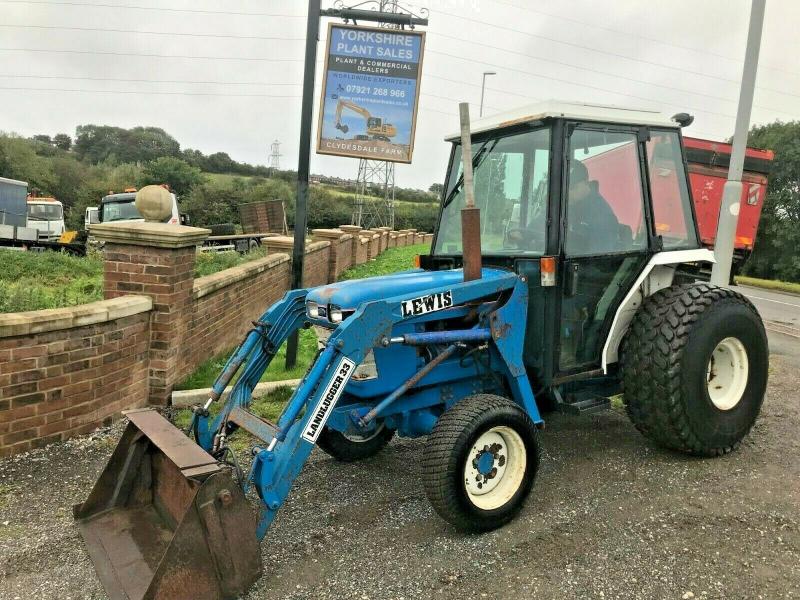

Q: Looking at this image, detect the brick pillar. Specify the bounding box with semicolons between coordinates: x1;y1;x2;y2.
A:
368;228;389;252
92;222;209;405
312;228;354;279
339;225;362;263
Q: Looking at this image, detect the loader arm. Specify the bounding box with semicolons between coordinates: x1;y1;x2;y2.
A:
190;267;539;538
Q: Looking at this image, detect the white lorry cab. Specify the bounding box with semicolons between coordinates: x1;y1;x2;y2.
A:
95;187;181;225
26;196;65;241
84;206;99;230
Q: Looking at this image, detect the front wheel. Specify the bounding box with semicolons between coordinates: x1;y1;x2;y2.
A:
622;283;768;456
422;394;539;532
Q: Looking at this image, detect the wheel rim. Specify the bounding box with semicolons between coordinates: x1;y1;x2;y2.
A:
463;426;527;510
341;423;385;443
706;336;749;411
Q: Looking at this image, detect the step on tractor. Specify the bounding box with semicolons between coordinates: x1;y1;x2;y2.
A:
75;101;768;600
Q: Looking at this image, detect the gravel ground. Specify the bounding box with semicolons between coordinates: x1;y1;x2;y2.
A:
1;356;798;600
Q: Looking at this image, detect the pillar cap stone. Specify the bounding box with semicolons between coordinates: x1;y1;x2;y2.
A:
262;235;295;250
91;221;210;249
339;225;362;233
311;228;346;239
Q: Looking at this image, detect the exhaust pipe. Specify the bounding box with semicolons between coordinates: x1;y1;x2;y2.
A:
458;102;482;282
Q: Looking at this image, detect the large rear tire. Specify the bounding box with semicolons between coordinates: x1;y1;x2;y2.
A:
622;283;768;456
422;394;539;532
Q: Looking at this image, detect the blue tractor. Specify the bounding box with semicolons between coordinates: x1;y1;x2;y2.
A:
75;102;768;600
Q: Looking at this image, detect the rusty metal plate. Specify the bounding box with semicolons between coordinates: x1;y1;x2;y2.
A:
125;409;218;471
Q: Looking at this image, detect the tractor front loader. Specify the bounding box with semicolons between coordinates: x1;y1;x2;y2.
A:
75;267;541;599
75;101;769;600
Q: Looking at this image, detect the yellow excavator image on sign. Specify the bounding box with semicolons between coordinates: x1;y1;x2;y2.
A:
334;99;397;142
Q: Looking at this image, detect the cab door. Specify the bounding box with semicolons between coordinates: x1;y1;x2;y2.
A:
555;124;653;375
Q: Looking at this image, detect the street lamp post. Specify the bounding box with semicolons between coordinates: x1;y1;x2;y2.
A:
710;0;766;286
480;71;496;117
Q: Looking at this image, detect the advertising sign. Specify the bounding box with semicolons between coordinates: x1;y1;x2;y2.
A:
317;23;425;164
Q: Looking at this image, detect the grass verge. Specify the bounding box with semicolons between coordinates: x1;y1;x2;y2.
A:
0;249;103;312
735;275;800;295
339;243;428;281
0;247;273;313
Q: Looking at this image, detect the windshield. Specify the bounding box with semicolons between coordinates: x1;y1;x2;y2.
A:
433;126;551;256
27;203;63;221
100;199;142;222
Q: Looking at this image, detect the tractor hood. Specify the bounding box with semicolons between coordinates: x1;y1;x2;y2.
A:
306;268;510;310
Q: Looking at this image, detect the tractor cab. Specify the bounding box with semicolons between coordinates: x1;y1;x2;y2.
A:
424;101;708;397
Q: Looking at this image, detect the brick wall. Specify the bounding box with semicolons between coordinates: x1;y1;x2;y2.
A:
181;254;291;380
303;241;332;287
0;297;152;457
262;237;332;287
0;221;431;456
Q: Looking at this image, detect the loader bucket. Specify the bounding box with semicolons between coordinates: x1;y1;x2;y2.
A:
74;408;262;600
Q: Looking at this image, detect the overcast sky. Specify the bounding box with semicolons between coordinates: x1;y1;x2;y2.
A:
2;0;799;189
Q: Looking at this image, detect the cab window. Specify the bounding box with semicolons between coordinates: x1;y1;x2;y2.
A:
565;129;646;256
646;131;698;249
434;127;550;256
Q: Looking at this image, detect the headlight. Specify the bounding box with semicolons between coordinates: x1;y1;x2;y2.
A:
329;305;343;323
306;301;319;319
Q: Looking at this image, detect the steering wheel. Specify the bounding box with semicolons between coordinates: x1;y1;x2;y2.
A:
504;227;544;250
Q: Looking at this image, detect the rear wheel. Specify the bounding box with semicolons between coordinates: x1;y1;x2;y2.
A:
316;422;394;462
423;394;539;532
622;283;768;456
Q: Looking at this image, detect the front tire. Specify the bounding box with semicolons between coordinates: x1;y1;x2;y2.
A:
422;394;539;532
622;283;768;456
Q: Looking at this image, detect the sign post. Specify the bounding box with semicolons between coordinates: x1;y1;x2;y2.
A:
286;0;322;369
286;2;428;369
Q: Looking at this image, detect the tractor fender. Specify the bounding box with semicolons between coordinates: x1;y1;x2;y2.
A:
601;248;715;371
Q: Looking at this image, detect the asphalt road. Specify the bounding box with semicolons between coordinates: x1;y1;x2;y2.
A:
738;284;800;368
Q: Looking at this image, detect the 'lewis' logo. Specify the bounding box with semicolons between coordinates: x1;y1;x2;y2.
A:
302;357;355;444
400;290;453;318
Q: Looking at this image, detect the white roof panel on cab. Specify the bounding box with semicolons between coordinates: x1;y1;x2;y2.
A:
0;176;28;187
444;100;681;141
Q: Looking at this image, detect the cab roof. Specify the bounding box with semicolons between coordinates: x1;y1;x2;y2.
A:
444;100;681;141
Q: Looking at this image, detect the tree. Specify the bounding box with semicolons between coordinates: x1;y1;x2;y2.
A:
140;157;204;196
53;133;72;151
33;134;52;145
428;182;443;195
743;120;800;282
204;152;235;174
121;127;180;163
0;134;55;192
74;125;180;164
74;125;126;163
